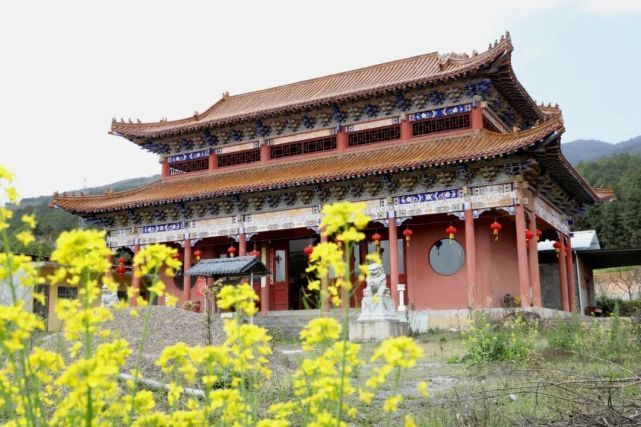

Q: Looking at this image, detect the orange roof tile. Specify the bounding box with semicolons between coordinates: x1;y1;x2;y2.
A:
54;116;582;214
111;35;528;138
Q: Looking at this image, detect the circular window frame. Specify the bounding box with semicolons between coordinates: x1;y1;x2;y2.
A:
428;238;465;276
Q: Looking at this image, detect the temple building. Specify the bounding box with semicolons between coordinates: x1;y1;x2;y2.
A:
52;33;602;318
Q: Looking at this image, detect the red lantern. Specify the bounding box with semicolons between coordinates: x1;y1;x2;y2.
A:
536;229;542;241
490;221;502;241
117;257;126;265
525;230;535;246
172;252;181;260
193;249;203;262
304;245;314;259
115;265;126;278
402;228;413;246
227;245;237;258
446;225;457;240
553;241;561;258
371;232;382;246
249;249;260;258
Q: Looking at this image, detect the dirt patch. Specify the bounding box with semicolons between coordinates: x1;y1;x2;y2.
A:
42;306;295;383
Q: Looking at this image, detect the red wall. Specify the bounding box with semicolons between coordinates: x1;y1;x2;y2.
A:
406;215;520;310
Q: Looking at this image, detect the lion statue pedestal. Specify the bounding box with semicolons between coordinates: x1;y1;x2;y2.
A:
349;263;408;341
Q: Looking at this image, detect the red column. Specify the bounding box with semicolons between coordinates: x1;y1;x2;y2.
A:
260;142;270;163
528;212;542;307
514;204;531;307
558;236;569;311
320;232;330;316
336;127;348;151
470;100;483;130
183;238;192;304
464;209;477;307
131;242;141;307
565;238;576;311
238;231;247;256
400;119;412;140
388;215;400;309
208;152;217;172
161;159;170;178
260;243;270;315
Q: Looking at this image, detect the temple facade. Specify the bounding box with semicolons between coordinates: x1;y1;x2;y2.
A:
52;33;601;315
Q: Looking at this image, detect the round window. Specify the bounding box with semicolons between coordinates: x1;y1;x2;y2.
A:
429;239;465;276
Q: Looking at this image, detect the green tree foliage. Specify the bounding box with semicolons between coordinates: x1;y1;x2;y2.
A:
575;153;641;248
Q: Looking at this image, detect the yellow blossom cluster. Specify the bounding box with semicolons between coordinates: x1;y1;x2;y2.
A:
0;170;432;427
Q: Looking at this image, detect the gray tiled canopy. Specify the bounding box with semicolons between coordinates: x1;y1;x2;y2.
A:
185;256;270;277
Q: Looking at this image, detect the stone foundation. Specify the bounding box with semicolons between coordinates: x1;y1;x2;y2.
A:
349;320;409;341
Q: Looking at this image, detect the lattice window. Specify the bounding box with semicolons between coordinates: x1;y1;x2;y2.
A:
169;158;209;176
217;149;260;168
412;113;470;137
348;126;401;147
270;137;336;159
57;286;78;300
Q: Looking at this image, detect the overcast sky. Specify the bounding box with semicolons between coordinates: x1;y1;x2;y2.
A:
1;0;640;198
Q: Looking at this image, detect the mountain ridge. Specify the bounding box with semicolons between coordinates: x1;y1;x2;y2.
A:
562;135;641;165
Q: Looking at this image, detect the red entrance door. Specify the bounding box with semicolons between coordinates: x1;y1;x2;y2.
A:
270;242;289;311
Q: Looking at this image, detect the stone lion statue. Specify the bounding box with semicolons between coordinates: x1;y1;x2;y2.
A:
363;263;390;297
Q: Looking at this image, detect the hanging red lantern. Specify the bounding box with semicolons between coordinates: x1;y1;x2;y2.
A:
553;240;561;258
446;225;457;240
117;257;126;265
371;232;382;246
116;265;126;278
536;229;542;241
490;221;502;241
525;229;535;246
249;249;260;258
193;249;203;262
227;245;237;258
402;228;413;246
172;252;181;260
303;245;314;259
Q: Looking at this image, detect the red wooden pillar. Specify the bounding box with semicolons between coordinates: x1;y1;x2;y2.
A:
400;119;412;140
470;100;484;130
514;204;531;307
183;237;192;304
208;152;217;172
238;230;247;256
336;127;348;151
161;159;170;178
388;214;400;309
131;242;141;307
464;209;477;307
528;212;542;307
320;232;330;316
565;237;576;311
260;142;270;163
558;236;570;311
260;242;270;315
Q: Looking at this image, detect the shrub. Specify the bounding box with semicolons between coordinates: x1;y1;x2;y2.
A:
547;312;583;351
596;294;616;316
462;314;537;365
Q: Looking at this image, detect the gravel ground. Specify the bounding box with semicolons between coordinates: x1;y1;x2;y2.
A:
42;306;295;382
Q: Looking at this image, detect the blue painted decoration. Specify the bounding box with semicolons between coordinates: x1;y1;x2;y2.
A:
142;222;184;234
167;149;209;164
397;189;461;205
408;103;472;122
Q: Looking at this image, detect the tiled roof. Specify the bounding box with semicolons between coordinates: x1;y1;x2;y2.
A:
53;116;585;214
111;35;525;138
186;256;270;277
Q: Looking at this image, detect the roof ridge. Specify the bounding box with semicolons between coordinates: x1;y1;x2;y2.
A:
112;34;513;133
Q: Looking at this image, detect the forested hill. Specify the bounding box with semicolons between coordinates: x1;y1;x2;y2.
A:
9;175;159;259
562;135;641;165
574;153;641;249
